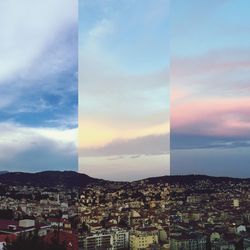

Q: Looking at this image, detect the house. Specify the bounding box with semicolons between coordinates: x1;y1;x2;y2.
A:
0;234;16;250
44;231;78;250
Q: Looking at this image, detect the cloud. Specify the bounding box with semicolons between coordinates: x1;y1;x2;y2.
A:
79;27;169;133
171;49;250;143
171;0;250;176
171;133;250;150
79;0;169;179
79;154;170;181
88;19;114;39
0;1;78;172
173;49;250;83
79;0;169;126
0;0;77;126
0;0;77;83
0;122;77;164
172;96;250;138
80;133;169;157
0;143;77;173
79;119;169;148
171;147;250;177
79;24;169;152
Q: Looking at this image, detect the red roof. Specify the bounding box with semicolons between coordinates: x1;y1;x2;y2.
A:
48;218;69;223
0;234;17;243
0;219;18;230
48;218;63;223
44;231;77;250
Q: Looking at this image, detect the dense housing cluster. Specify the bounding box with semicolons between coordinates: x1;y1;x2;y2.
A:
0;183;78;250
170;178;250;250
1;173;250;250
78;181;170;250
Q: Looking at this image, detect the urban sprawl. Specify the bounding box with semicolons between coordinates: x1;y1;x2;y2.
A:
0;174;250;249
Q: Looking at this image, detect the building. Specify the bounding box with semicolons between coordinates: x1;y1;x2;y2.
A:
170;234;206;250
243;238;250;250
130;230;159;250
211;240;235;250
233;199;239;208
80;229;129;250
0;234;16;250
44;231;78;250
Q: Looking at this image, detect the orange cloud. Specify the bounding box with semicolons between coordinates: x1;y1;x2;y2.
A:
79;119;169;148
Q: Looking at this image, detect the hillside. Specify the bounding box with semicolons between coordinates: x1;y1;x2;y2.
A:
0;171;249;188
0;171;100;188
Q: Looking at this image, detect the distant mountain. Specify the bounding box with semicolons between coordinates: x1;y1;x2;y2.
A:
0;171;8;175
0;171;249;188
0;171;103;188
143;174;250;185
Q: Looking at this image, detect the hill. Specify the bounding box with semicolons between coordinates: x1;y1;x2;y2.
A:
0;171;101;188
143;174;250;184
0;171;9;175
0;171;249;188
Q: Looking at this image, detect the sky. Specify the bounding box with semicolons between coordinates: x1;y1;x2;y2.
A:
0;0;78;172
2;0;247;178
79;0;170;181
171;0;250;177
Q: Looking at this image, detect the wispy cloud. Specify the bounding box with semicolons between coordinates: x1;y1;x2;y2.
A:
172;97;250;137
79;0;169;179
81;133;169;157
0;122;77;171
0;0;77;171
171;0;250;176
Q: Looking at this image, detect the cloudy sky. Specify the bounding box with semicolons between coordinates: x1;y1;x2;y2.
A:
3;0;246;179
79;0;170;181
0;0;78;172
171;0;250;177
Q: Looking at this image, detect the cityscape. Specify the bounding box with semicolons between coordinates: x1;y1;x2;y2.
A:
0;171;249;249
0;0;249;249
